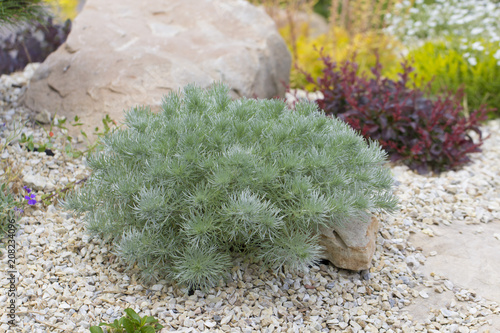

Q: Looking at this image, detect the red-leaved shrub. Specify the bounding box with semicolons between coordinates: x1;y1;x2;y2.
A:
300;54;491;174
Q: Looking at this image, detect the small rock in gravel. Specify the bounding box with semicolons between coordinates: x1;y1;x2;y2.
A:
23;173;49;191
325;282;335;289
360;270;371;280
151;284;163;291
441;308;459;318
34;109;52;124
444;280;454;290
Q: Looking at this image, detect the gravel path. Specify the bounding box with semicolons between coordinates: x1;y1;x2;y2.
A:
0;65;499;333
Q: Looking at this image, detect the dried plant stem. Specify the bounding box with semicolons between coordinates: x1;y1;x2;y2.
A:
16;313;71;333
340;0;349;31
41;176;88;203
327;0;402;35
372;0;385;29
330;0;340;28
285;7;299;62
361;0;373;33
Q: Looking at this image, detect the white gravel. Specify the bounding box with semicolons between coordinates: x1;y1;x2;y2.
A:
0;65;499;332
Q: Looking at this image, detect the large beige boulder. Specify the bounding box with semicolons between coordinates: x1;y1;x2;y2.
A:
319;216;379;271
22;0;291;139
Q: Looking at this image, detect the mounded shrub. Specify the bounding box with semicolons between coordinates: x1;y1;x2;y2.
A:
63;83;397;290
301;53;490;174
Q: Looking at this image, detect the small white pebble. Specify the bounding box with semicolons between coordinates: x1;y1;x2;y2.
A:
419;291;429;299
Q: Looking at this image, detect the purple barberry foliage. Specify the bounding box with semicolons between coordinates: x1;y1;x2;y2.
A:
300;53;491;174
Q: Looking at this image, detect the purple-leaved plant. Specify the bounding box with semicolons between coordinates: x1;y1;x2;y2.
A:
299;52;490;174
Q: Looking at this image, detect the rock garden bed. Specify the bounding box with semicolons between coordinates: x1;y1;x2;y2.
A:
1;65;499;333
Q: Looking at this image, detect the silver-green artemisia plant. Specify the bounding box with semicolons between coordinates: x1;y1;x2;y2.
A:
62;83;398;290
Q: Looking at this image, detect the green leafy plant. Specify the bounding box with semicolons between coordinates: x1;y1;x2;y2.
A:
56;114;117;158
63;83;397;290
18;113;61;153
19;133;37;152
20;129;54;154
89;308;164;333
18;113;116;157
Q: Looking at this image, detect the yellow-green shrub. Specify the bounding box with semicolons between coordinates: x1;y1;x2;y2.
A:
48;0;79;20
407;38;500;118
281;24;402;90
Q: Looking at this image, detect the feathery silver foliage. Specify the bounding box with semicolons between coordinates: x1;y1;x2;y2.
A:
64;83;398;290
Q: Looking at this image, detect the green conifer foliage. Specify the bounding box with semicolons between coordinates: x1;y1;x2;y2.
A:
0;0;47;25
63;83;398;290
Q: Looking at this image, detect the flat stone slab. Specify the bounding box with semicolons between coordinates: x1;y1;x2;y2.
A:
407;219;500;330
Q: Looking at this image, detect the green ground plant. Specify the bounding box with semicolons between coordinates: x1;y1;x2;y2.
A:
62;83;398;290
18;113;116;158
0;113;116;223
19;117;58;153
89;308;163;333
58;114;118;158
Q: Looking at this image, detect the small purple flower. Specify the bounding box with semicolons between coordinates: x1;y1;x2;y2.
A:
23;186;32;194
14;206;24;215
25;193;37;205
